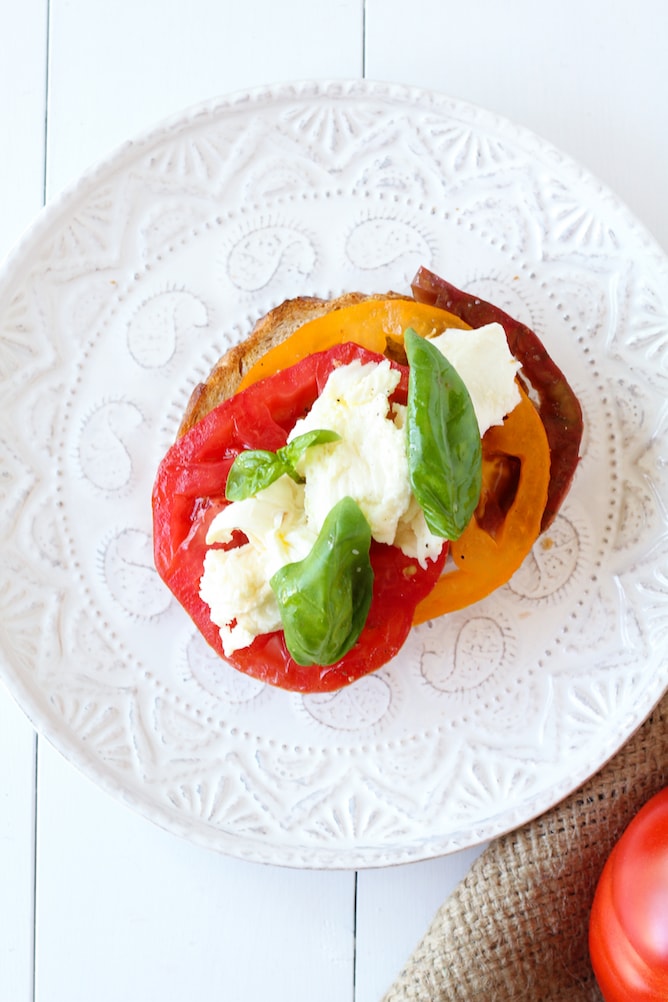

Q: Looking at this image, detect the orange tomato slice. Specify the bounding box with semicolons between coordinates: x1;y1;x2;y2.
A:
413;387;550;623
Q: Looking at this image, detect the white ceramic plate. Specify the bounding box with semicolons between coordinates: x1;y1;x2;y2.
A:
1;80;667;868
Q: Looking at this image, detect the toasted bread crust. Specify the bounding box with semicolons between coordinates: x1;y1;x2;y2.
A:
177;291;397;437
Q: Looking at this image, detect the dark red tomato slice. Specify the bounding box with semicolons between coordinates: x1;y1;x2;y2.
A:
153;341;446;693
411;266;583;531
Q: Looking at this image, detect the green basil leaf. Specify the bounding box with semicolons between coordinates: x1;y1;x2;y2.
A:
404;327;482;540
225;429;340;501
225;450;288;501
270;497;373;666
279;429;341;473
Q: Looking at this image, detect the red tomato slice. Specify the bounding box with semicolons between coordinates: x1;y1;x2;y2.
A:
153;342;446;693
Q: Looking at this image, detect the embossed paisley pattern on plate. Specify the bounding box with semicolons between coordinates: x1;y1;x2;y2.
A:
1;80;667;868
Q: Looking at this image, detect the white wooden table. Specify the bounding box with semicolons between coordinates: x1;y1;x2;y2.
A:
2;2;667;999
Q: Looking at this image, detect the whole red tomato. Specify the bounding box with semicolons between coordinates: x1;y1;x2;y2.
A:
589;785;668;1001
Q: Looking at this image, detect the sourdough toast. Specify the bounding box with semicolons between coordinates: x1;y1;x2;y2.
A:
176;290;420;437
177;292;377;437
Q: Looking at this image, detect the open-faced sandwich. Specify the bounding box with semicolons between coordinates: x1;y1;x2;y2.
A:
152;266;583;692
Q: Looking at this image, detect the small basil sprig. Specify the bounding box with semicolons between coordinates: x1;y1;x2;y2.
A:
404;327;482;540
269;497;373;666
226;429;340;501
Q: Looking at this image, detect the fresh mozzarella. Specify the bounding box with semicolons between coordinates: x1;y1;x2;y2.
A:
427;322;521;436
290;360;410;540
200;475;315;655
289;358;444;565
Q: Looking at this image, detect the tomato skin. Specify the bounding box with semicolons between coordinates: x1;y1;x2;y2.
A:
589;786;668;1001
152;340;444;693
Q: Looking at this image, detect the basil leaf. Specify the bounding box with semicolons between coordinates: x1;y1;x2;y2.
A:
270;497;373;666
226;429;340;501
404;327;482;540
225;450;288;501
280;429;341;472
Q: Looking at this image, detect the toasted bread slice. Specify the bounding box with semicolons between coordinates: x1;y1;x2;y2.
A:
177;291;398;437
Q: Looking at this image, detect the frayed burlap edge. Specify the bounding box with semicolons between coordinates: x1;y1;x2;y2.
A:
383;691;668;1002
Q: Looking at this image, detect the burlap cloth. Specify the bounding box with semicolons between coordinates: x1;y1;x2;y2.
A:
383;690;668;1002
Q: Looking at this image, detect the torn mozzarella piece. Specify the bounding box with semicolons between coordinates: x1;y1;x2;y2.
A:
289;358;418;547
200;475;316;655
427;322;521;436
